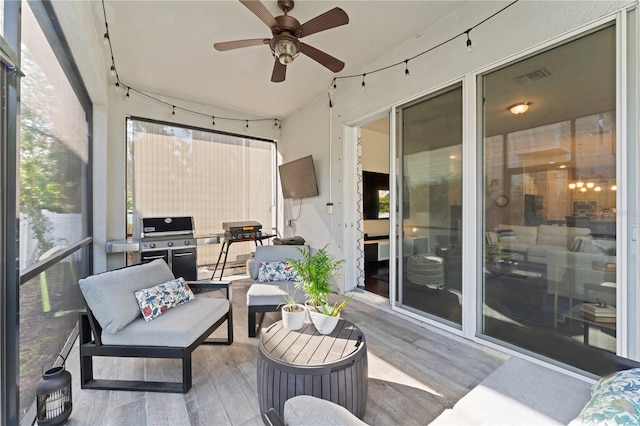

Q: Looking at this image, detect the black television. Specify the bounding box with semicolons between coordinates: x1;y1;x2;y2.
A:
363;171;390;219
279;155;319;199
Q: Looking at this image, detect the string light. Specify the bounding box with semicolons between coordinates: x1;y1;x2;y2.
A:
274;119;278;128
404;60;410;78
333;79;337;89
99;0;278;131
361;74;366;90
332;1;518;89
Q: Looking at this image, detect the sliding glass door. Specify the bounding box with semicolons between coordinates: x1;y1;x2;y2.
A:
480;25;619;374
396;84;463;326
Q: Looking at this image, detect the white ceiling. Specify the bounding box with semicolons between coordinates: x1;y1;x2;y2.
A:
94;0;475;119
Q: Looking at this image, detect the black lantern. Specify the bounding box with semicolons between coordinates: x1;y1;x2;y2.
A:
36;354;72;426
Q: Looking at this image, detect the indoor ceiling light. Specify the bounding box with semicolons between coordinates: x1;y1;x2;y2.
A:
586;182;595;189
508;102;532;115
594;186;602;192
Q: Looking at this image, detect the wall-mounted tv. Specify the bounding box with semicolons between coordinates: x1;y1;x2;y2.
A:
363;171;390;220
279;155;319;199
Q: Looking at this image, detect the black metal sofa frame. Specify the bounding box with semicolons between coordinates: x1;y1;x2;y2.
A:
249;304;279;338
79;281;233;393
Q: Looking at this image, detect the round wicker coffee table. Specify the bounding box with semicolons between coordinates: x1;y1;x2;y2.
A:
257;319;368;421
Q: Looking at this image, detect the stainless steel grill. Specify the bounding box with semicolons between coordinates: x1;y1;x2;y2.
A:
139;216;197;280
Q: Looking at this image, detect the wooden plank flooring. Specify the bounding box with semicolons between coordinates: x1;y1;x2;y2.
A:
66;276;507;425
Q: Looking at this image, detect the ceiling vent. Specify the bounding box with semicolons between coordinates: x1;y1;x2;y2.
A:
513;67;551;84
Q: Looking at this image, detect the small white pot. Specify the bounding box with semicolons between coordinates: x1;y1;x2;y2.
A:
309;310;340;335
282;304;306;331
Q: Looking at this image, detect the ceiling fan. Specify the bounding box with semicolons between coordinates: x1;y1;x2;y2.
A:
214;0;349;83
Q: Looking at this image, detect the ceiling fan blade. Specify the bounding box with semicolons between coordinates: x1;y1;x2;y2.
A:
300;43;345;73
271;60;286;83
297;8;349;38
239;0;279;29
214;38;270;51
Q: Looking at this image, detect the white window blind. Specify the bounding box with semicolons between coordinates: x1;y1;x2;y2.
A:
127;118;276;267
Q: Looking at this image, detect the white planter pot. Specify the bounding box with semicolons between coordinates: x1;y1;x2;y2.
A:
309;310;340;335
282;305;306;331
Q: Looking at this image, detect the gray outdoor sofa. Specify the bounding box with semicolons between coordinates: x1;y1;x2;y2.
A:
78;259;233;393
246;244;308;337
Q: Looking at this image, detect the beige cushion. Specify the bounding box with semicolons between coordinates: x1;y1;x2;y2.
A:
78;259;175;333
537;224;590;248
496;224;537;245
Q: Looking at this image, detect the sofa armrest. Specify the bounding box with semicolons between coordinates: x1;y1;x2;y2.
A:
186;280;231;300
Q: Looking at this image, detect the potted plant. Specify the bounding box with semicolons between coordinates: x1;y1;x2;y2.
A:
280;292;306;331
308;296;352;334
287;246;345;308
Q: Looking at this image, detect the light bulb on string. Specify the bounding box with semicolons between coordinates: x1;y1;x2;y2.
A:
212;116;216;126
103;32;110;45
333;79;337;90
404;60;410;78
274;119;278;128
110;64;116;77
114;81;121;92
125;87;130;98
172;106;175;116
246;120;249;129
465;29;473;52
361;74;366;90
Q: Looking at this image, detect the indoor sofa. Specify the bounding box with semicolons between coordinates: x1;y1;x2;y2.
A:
246;244;309;337
487;224;592;263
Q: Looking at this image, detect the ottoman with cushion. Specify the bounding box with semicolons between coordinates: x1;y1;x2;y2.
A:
406;254;445;289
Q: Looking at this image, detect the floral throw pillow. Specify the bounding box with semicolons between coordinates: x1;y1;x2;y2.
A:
570;368;640;426
257;261;298;282
134;277;195;321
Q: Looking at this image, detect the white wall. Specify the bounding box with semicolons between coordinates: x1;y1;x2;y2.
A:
280;1;633;292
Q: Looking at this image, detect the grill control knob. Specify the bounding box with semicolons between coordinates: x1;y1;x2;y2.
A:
184;240;190;245
168;241;174;247
150;243;156;249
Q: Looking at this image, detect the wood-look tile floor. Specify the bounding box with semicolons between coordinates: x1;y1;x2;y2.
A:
65;276;507;425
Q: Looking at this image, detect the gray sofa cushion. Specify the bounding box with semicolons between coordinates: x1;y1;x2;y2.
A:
78;259;175;333
101;297;229;347
284;395;367;426
246;282;304;306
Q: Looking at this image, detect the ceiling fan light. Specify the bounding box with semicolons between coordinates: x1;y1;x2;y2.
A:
274;38;299;65
508;102;532;115
278;53;294;65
